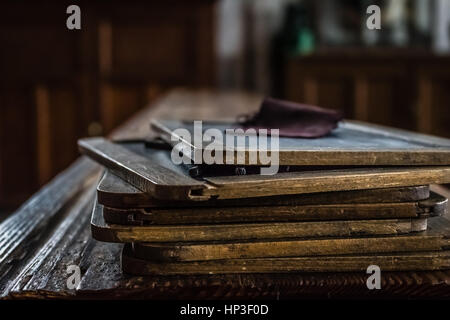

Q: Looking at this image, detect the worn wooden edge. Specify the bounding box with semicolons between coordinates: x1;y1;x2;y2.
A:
132;234;450;262
97;169;432;208
151;119;450;166
102;204;423;225
78;137;208;201
0;157;99;268
91;198;428;243
97;171;154;208
0;157;101;298
122;244;450;275
202;166;450;200
101;202;421;225
101;191;447;226
80;137;450;201
6;187;98;299
132;216;450;262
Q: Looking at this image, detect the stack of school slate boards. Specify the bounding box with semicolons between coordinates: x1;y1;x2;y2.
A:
79;119;450;275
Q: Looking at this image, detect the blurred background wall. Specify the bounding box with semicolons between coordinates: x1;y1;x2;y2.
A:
1;0;450;213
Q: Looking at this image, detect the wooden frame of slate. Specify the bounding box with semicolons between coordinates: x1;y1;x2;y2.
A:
151;119;450;166
78;138;450;201
132;216;450;262
91;199;428;243
97;170;431;208
101;191;447;225
121;244;450;274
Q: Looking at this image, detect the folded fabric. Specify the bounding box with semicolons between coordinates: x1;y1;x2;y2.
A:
241;97;343;138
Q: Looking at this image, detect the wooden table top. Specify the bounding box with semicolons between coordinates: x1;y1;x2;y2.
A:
1;88;449;299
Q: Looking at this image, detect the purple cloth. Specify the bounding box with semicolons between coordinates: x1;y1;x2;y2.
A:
241;97;343;138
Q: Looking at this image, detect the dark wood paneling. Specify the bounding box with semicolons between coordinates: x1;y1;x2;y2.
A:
0;0;216;209
0;27;78;81
35;83;81;185
100;82;162;134
0;87;38;207
112;24;188;80
417;65;450;138
432;79;450;138
314;78;353;117
285;52;450;135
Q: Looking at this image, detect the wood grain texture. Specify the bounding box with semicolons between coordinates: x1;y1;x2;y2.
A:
132;216;450;262
203;166;450;200
78;137;206;201
152;119;450;166
91;199;428;243
102;191;446;225
122;244;450;275
0;157;100;298
98;169;431;208
81;139;450;201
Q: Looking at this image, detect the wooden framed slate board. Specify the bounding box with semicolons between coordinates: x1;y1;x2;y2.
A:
132;216;450;262
97;170;431;208
91;198;428;243
78;138;450;201
101;191;447;225
151;119;450;166
121;244;450;275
